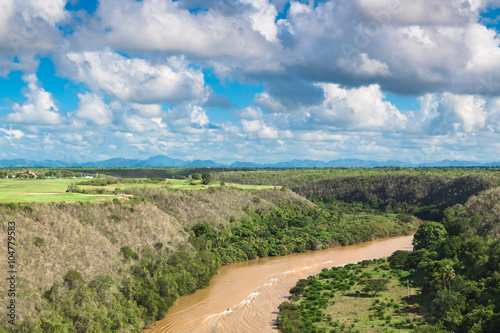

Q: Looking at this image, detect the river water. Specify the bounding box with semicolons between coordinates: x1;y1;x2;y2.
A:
144;234;414;333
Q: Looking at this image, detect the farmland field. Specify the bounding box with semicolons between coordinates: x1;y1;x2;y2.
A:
0;178;275;202
0;178;115;202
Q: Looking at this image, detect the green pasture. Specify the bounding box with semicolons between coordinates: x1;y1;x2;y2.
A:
80;178;275;191
0;178;275;203
0;178;115;203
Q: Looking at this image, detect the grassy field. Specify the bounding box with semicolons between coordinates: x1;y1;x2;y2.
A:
319;261;424;332
280;259;424;333
0;178;276;202
0;178;115;202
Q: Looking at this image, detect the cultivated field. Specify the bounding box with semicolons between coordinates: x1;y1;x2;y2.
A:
0;178;275;203
0;178;115;202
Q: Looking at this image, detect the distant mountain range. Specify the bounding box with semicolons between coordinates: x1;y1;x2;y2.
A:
1;155;499;168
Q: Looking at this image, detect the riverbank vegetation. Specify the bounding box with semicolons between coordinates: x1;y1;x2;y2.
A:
279;181;500;333
278;259;424;333
2;167;499;332
0;184;415;332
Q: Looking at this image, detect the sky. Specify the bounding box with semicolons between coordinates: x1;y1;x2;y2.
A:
1;0;500;164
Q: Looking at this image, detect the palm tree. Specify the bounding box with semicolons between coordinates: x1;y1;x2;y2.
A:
440;266;456;290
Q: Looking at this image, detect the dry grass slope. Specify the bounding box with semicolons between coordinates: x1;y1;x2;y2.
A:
0;186;314;323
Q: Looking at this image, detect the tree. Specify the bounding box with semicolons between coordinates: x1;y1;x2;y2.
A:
440;266;456;290
359;278;390;297
63;269;84;290
191;173;201;180
202;172;212;185
413;222;447;251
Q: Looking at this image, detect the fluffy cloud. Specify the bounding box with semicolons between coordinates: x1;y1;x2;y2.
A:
337;53;391;77
0;127;24;140
241;119;279;139
64;49;207;104
236;107;264;119
240;0;279;42
6;74;61;125
76;93;113;125
0;0;66;58
417;93;488;134
0;0;66;76
81;0;279;59
189;105;210;127
278;0;500;95
316;83;407;130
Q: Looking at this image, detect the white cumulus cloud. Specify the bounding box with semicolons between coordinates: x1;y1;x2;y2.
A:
76;93;113;125
65;49;207;104
7;74;61;124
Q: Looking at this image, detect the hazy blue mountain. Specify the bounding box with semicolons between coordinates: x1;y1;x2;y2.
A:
230;161;267;168
184;159;222;167
77;158;143;167
139;155;187;167
0;155;497;168
418;160;484;167
0;159;67;167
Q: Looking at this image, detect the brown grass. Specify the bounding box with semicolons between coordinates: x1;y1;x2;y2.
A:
0;186;314;322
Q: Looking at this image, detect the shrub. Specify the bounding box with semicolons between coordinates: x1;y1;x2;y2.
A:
34;237;45;247
63;269;84;290
120;246;139;260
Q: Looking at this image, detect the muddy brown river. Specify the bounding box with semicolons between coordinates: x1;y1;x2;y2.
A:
144;234;414;333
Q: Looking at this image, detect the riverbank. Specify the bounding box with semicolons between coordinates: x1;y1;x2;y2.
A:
278;257;423;333
144;234;414;333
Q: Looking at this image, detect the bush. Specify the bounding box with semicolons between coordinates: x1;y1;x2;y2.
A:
120;246;139;260
34;237;45;247
63;269;84;290
202;172;212;185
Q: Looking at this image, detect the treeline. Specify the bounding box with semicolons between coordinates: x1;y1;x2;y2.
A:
215;169;500;220
214;168;500;188
0;169;73;179
4;202;416;332
66;167;251;179
75;178;166;186
297;173;500;220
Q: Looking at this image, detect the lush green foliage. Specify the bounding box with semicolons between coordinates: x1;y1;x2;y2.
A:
202;172;212;184
76;178;166;186
386;188;500;332
278;259;425;333
215;169;500;220
6;202;415;332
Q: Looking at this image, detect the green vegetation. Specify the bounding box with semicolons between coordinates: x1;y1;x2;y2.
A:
279;178;500;333
0;182;415;332
216;168;500;220
0;177;274;203
4;167;500;332
278;259;424;333
0;178;115;202
0;185;313;331
383;188;500;332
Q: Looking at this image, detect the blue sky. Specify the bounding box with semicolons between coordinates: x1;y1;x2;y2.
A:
1;0;500;164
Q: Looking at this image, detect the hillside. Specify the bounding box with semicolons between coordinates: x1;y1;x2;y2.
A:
3;168;496;332
0;187;313;330
215;169;500;220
